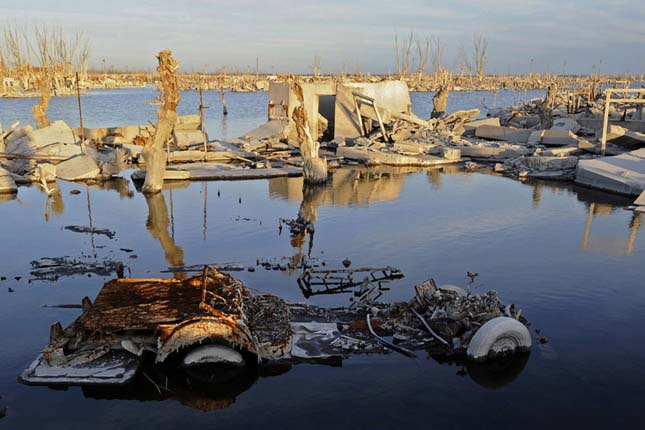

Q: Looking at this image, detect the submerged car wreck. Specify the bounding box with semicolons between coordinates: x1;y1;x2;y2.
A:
20;266;531;388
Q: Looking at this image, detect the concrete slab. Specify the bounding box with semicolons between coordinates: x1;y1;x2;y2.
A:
0;167;17;194
540;130;577;147
131;169;191;181
6;121;78;156
241;119;289;141
337;146;460;167
56;155;101;181
453;144;531;159
463;117;500;136
575;148;645;196
634;191;645;206
173;129;205;149
475;125;531;143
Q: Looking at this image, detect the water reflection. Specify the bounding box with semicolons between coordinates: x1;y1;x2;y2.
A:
77;352;529;412
581;203;642;256
145;191;185;276
43;184;64;222
81;363;287;412
269;166;417;206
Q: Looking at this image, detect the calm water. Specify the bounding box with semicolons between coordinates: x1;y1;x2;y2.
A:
1;89;644;429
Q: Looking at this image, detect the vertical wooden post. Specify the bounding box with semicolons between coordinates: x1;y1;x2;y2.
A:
220;88;228;116
601;89;611;156
75;72;85;144
198;85;208;158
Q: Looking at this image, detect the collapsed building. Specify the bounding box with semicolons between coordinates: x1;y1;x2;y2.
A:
1;79;643;210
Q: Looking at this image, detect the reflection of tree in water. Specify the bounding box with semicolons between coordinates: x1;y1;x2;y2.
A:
43;184;64;222
288;184;325;268
145;192;185;278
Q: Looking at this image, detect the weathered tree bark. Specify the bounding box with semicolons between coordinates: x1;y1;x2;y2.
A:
431;86;449;119
32;73;51;128
141;50;180;194
539;82;558;129
290;81;328;185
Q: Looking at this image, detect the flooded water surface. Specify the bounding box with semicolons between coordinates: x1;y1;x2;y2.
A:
0;90;643;429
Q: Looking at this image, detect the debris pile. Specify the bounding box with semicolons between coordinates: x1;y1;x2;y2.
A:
3;78;641;198
20;266;531;389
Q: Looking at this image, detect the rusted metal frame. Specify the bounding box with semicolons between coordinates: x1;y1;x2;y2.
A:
601;88;645;155
352;92;389;142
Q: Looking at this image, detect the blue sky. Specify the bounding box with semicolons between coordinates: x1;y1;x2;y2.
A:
1;0;644;75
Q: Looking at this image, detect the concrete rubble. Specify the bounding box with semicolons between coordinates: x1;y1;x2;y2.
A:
19;266;531;388
0;80;642;199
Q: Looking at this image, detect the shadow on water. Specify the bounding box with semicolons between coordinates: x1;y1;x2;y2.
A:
74;352;530;412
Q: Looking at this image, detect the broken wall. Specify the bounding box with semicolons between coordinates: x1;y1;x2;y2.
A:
334;81;412;139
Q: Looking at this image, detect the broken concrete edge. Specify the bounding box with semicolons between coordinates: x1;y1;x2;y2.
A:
575;149;645;196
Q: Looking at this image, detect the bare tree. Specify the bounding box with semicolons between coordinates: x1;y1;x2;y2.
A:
312;54;321;78
394;31;414;78
415;37;430;84
141;50;180;194
456;42;471;78
472;33;488;82
32;72;51;128
430;35;446;76
1;24;90;94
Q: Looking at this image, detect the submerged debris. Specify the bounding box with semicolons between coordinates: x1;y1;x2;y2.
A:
20;266;531;390
64;225;116;239
30;257;125;281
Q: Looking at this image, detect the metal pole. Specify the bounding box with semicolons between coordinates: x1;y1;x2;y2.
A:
199;86;208;159
76;72;85;144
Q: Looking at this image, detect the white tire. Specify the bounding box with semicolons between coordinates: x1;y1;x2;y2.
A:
467;317;531;362
182;344;245;367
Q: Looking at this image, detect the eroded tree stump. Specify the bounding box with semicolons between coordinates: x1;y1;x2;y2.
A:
141;50;180;194
32;73;51;129
290;81;328;185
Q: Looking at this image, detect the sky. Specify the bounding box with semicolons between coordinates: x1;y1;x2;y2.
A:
1;0;644;75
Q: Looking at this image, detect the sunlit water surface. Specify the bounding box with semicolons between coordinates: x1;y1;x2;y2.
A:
0;89;643;429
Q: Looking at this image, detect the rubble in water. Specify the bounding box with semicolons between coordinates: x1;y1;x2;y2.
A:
64;225;116;239
19;266;531;392
2;78;642;198
30;257;125;281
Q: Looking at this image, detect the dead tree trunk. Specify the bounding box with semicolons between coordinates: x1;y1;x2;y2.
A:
539;82;558;129
290;81;328;185
141;50;180;194
32;72;51;128
431;86;449;119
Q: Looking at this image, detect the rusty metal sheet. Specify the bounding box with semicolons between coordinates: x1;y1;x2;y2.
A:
79;268;245;332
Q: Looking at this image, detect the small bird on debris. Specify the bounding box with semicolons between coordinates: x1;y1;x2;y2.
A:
467;271;478;282
342;258;352;268
8;287;14;293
